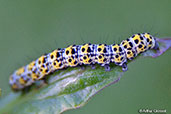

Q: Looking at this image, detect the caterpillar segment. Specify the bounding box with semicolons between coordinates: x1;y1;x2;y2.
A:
63;45;79;67
9;33;158;91
78;43;96;65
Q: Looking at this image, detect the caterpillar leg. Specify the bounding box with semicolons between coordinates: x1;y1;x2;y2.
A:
80;65;85;70
104;64;110;71
91;64;96;69
122;63;128;72
35;79;48;89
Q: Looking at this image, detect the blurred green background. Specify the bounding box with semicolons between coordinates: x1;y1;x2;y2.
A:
0;0;170;114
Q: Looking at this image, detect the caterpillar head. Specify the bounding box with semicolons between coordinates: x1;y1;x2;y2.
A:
153;39;159;50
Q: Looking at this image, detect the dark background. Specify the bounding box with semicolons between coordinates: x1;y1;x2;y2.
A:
0;0;170;114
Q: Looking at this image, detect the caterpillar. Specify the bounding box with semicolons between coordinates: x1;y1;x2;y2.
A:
9;33;159;91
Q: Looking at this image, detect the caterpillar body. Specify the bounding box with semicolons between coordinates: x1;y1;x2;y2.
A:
9;33;159;91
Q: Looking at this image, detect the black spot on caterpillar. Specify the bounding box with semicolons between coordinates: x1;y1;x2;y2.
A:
9;33;159;91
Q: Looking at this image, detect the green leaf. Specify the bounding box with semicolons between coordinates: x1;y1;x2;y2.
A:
0;38;170;114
